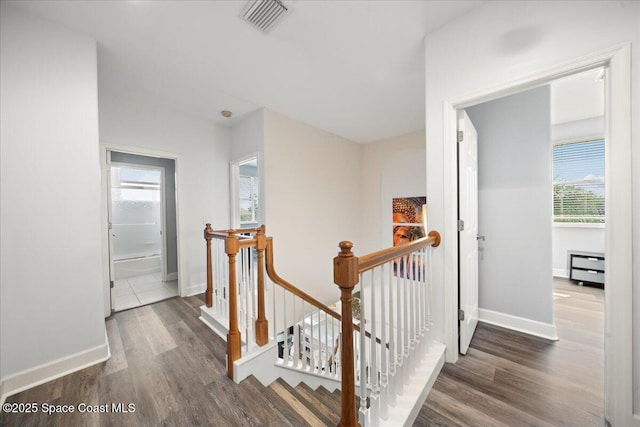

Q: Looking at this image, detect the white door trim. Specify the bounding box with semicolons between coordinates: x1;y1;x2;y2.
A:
441;44;633;425
100;143;184;314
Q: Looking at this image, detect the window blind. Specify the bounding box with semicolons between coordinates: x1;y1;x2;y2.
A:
553;139;605;223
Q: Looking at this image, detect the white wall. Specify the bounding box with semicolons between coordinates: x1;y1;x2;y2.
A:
99;93;231;298
552;226;605;278
424;0;639;420
231;109;264;161
360;131;426;254
466;86;554;325
263;110;362;305
231;109;265;227
0;5;107;398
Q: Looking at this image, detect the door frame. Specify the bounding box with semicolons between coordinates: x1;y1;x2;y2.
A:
442;44;632;424
100;143;184;316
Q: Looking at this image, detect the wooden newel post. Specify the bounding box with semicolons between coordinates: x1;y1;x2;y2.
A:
225;230;241;379
334;241;362;427
204;224;213;308
255;225;269;346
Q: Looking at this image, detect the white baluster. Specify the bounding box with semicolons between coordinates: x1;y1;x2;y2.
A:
388;260;397;404
358;277;368;425
395;257;404;396
403;256;410;385
298;301;309;371
369;269;380;426
409;253;416;375
379;263;389;419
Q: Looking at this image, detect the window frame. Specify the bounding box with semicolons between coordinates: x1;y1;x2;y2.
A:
552;136;605;225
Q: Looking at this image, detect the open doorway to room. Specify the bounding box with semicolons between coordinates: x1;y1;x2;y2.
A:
442;45;632;425
107;150;179;312
456;67;606;420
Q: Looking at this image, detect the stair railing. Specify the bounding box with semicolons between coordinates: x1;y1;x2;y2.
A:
205;224;347;381
333;230;441;427
204;224;269;378
265;236;343;380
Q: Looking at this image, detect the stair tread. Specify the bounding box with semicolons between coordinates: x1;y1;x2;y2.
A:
270;378;337;426
294;383;340;424
310;385;342;411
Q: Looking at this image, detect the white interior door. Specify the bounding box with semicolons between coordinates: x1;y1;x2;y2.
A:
458;110;480;355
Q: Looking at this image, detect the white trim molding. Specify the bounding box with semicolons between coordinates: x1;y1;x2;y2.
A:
184;282;207;298
0;341;110;405
100;142;185;310
553;268;569;279
440;44;633;425
478;309;559;341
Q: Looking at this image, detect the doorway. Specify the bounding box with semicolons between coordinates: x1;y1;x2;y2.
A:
107;151;179;312
441;46;632;424
457;68;605;347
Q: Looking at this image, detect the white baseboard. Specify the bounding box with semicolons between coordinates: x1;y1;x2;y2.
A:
184;282;206;297
553;268;569;279
478;308;558;341
165;272;178;281
0;338;110;405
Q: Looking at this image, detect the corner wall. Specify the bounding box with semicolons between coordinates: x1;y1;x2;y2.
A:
466;86;554;327
263;110;362;304
359;131;426;254
0;5;108;399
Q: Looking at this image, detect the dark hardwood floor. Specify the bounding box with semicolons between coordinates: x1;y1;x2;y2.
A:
0;294;340;427
1;278;604;426
416;278;604;427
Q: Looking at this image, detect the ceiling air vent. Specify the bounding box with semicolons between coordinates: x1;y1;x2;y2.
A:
242;0;288;33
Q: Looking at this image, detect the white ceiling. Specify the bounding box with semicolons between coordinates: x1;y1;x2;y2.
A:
7;0;486;143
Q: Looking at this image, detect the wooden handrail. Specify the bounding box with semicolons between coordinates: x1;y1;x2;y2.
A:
358;230;441;272
206;226;263;239
265;237;385;348
265;237;341;321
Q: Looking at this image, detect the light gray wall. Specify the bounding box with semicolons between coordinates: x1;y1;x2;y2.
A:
110;152;178;275
466;86;554;324
1;4;107;390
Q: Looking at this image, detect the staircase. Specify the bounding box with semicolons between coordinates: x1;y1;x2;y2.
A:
200;225;444;426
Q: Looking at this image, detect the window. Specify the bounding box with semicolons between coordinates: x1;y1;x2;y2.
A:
239;175;259;224
553;139;605;223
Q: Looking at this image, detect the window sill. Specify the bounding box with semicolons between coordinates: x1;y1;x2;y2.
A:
553;222;605;229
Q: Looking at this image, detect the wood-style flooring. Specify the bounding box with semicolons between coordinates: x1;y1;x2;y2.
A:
1;278;604;426
0;294;342;427
415;278;604;426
